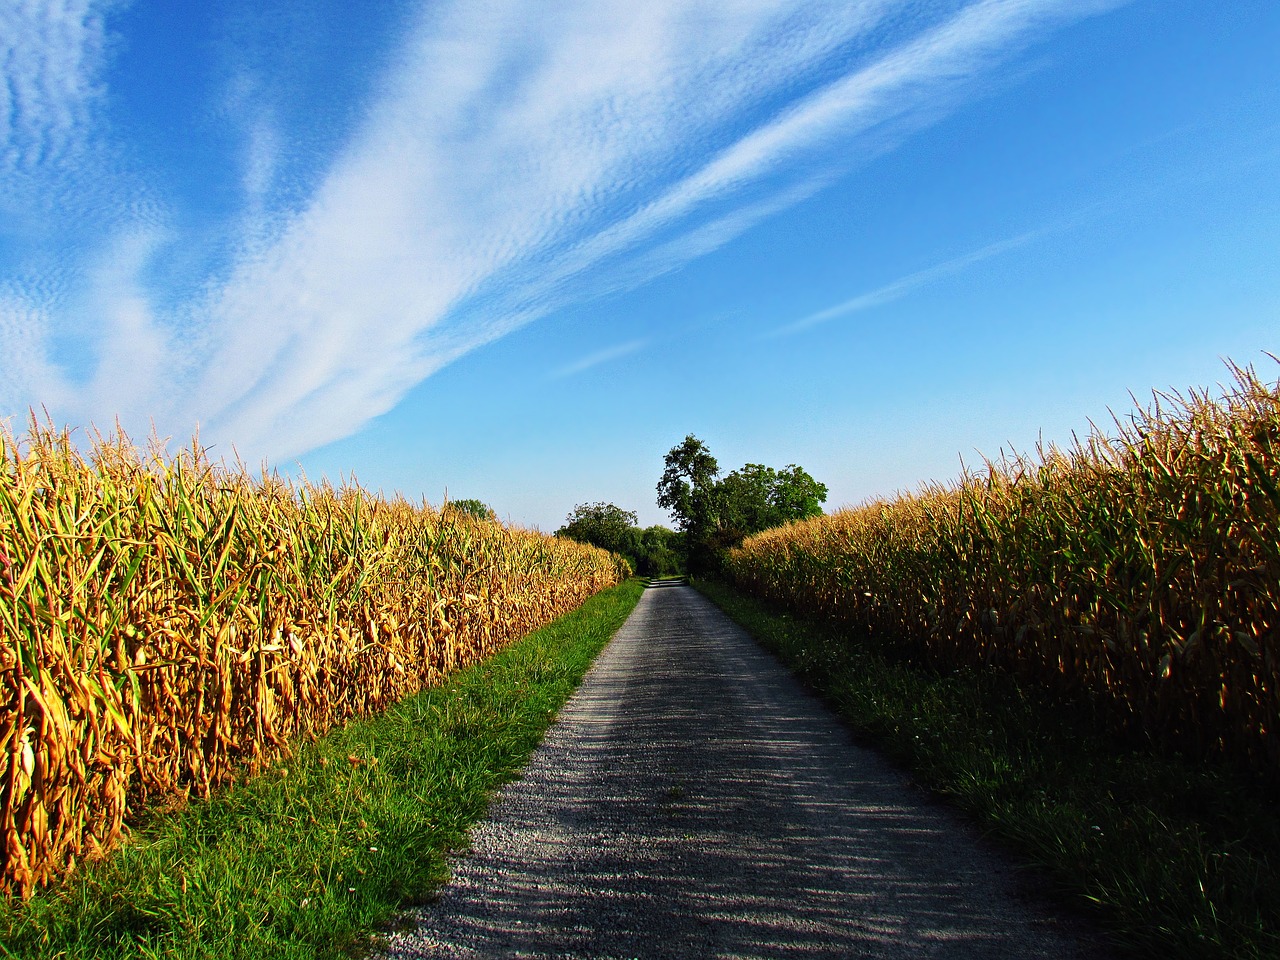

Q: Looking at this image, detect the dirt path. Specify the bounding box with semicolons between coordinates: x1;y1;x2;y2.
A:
381;584;1111;959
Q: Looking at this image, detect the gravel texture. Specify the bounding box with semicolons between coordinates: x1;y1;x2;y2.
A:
380;584;1111;959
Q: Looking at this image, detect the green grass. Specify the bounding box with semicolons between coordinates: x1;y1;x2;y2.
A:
0;579;644;960
695;577;1280;960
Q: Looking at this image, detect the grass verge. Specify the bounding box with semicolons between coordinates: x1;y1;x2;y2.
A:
0;578;644;960
694;577;1280;960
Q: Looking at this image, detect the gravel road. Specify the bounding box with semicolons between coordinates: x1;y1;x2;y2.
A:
380;584;1111;959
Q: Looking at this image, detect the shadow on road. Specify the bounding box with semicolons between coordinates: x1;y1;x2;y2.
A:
384;587;1105;959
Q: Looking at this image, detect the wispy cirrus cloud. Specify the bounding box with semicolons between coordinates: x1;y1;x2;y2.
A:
771;198;1114;336
0;0;114;184
0;0;128;421
773;226;1048;337
2;0;1127;458
552;339;649;380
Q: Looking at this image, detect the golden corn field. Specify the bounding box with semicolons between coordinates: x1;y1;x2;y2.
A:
0;425;622;898
727;364;1280;781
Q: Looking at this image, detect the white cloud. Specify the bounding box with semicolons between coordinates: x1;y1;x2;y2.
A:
77;227;178;427
0;0;109;173
552;339;648;379
2;0;1128;459
0;0;173;433
775;227;1046;336
0;226;180;437
0;294;67;422
773;199;1111;335
178;0;911;456
0;0;127;222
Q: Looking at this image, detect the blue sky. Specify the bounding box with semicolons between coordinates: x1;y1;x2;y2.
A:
2;1;1277;529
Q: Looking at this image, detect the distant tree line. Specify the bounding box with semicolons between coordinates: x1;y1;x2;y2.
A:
657;434;827;572
555;503;683;577
444;498;497;521
554;434;827;576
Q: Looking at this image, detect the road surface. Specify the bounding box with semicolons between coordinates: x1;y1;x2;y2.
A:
381;583;1109;959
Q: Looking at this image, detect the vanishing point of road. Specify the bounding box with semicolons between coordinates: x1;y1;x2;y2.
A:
382;583;1111;959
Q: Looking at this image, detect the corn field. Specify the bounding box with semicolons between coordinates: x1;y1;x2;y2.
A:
727;363;1280;781
0;425;622;898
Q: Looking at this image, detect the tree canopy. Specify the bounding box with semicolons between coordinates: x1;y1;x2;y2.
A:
656;435;827;570
555;501;639;557
445;498;496;521
720;463;827;534
555;502;683;576
656;434;720;534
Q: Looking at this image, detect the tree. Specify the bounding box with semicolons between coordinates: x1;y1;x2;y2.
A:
656;434;720;536
555;502;640;558
769;464;827;521
556;505;682;576
656;435;827;572
635;525;683;576
719;463;827;532
446;498;496;521
718;463;782;535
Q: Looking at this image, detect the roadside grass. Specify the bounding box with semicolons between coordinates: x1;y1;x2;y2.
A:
695;577;1280;960
0;579;644;960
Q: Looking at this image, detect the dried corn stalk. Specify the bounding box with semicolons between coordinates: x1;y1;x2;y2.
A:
0;427;622;897
728;363;1279;780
